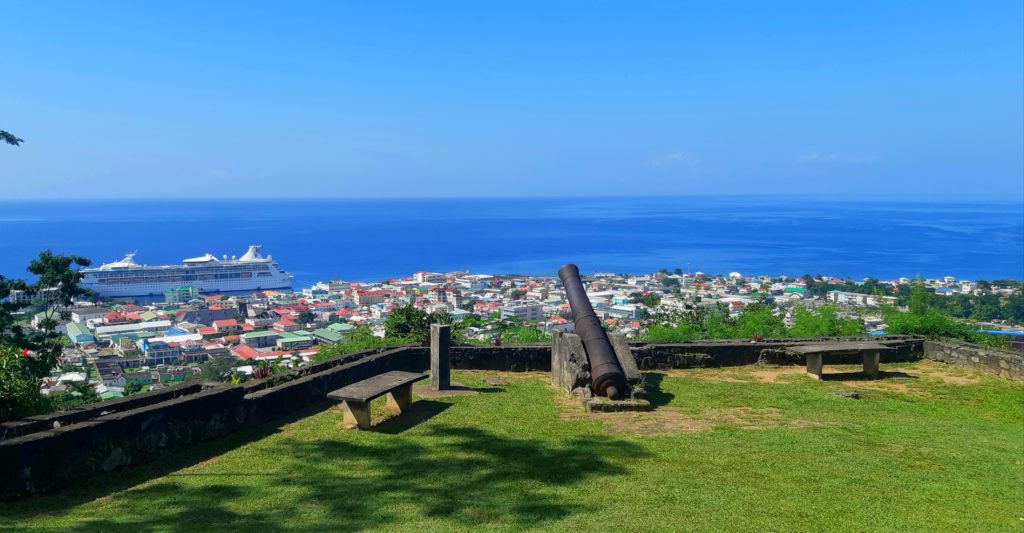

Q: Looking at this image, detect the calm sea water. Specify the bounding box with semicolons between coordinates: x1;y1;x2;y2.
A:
0;197;1021;286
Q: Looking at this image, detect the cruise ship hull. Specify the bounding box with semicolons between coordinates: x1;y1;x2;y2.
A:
82;277;292;298
81;246;293;298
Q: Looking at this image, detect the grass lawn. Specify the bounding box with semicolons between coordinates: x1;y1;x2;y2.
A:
2;361;1022;532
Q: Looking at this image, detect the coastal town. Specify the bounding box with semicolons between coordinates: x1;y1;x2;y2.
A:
14;268;1023;401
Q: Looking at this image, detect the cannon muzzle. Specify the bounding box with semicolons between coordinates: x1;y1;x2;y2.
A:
558;263;627;399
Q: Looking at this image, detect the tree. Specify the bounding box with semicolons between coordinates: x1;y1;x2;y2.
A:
788;305;862;337
312;325;408;363
384;305;432;344
731;303;785;339
20;251;93;378
48;381;100;411
123;381;144;396
0;345;49;421
500;326;551;344
0;251;92;421
1;130;23;146
295;311;316;325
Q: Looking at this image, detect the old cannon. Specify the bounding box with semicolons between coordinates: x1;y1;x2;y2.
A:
558;263;628;399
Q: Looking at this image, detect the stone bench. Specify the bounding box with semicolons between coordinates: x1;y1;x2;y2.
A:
327;371;427;430
786;342;896;380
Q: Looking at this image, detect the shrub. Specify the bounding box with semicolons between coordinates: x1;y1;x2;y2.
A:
0;345;49;421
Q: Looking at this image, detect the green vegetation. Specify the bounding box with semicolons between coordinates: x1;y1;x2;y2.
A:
497;325;550;344
643;303;861;342
0;345;49;420
788;305;863;338
122;381;144;396
1;130;23;146
3;365;1020;531
803;275;1024;324
882;283;1008;348
0;251;92;421
383;305;435;345
311;326;410;363
629;291;661;307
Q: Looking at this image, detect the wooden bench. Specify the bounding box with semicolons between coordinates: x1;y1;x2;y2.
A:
786;342;896;380
327;371;428;430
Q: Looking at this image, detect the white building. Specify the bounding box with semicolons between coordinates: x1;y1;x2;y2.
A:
500;303;544;322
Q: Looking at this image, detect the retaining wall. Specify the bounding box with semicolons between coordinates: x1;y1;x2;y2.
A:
923;340;1024;380
0;334;971;499
0;346;426;499
631;336;923;369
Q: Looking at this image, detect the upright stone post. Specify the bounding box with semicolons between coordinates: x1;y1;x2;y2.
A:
863;349;880;380
430;324;451;390
805;353;823;379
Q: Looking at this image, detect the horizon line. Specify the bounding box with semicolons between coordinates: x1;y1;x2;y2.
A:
2;194;1022;205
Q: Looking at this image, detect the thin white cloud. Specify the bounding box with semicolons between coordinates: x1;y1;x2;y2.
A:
652;151;701;168
798;152;878;164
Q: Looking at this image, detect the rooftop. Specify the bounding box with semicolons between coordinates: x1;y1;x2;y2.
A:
4;361;1020;530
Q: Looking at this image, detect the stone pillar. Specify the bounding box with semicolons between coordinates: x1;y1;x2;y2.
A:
430;324;451;390
806;353;823;379
608;331;641;385
551;330;592;397
863;350;880;380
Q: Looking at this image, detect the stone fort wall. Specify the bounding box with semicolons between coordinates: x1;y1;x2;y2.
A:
2;335;1019;499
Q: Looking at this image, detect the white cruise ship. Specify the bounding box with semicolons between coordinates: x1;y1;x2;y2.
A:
82;245;293;298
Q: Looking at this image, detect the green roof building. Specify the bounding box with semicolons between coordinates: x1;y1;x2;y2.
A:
65;322;96;345
326;322;356;334
312;328;346;346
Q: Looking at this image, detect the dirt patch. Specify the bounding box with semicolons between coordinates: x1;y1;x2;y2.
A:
561;405;840;435
749;367;806;383
561;410;712;435
911;361;983;385
666;365;807;384
835;378;921;396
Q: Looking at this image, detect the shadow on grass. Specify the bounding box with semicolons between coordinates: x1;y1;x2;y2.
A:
0;402;331;520
4;402;651;531
641;372;675;407
822;370;919;381
256;424;650;530
373;400;452;434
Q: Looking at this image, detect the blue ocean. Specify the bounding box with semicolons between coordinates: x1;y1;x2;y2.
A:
0;197;1021;287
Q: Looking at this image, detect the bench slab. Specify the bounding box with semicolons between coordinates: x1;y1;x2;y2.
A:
327;371;427;404
786;343;892;380
786;342;895;355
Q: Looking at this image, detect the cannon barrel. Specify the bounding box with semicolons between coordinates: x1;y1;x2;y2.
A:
558;263;627;399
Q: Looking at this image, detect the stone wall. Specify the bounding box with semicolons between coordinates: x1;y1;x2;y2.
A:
0;382;244;497
0;334;961;500
449;345;550;371
453;336;924;373
924;340;1024;380
243;347;426;425
630;336;922;370
0;346;426;499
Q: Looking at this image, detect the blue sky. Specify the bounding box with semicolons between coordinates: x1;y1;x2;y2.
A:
2;1;1021;199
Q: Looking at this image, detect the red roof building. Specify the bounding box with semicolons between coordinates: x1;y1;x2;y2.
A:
213;319;240;333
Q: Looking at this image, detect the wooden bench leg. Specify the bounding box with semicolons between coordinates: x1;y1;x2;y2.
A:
863;350;880;380
806;354;823;379
386;384;413;414
343;400;372;430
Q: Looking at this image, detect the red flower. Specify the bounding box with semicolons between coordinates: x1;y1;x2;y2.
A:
21;348;29;357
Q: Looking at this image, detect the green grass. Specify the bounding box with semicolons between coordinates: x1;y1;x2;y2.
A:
2;362;1022;532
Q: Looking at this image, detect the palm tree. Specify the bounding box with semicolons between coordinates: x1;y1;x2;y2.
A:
1;131;24;146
